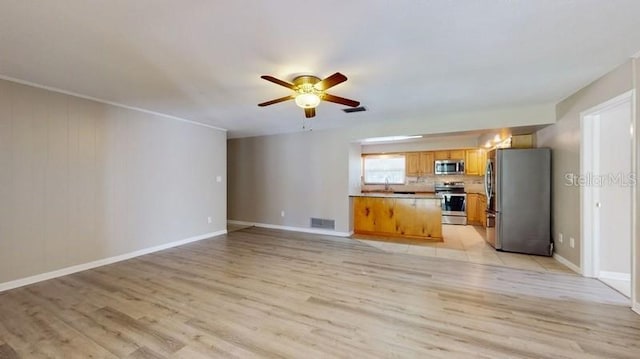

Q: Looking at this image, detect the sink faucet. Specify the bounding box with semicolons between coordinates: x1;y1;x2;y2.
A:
384;177;391;192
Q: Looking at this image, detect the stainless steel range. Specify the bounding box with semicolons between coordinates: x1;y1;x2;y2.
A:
435;181;467;225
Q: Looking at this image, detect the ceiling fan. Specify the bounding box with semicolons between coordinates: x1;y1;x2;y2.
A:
258;72;360;118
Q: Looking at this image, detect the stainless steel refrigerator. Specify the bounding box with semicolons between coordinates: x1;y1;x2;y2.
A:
484;148;551;256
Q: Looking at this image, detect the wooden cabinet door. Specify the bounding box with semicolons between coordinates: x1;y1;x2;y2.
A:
465;150;480;175
478;149;487;175
478;195;487;227
395;198;442;239
434;150;464;160
354;197;396;234
353;197;376;233
433;151;449;160
373;198;396;234
465;149;488;176
394;198;420;236
449;149;465;160
466;193;478;224
406;152;434;176
405;152;420;176
511;134;534;148
419;152;434;174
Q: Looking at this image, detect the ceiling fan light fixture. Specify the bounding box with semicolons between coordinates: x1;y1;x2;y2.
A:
295;93;321;109
259;72;359;117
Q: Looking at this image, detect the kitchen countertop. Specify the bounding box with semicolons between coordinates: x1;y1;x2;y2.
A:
350;192;441;199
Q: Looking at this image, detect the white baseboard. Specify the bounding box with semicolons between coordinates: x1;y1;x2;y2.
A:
228;220;353;237
598;274;632;298
599;271;631;281
0;229;227;293
552;253;581;274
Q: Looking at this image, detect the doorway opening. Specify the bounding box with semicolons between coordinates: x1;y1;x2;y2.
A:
581;90;635;300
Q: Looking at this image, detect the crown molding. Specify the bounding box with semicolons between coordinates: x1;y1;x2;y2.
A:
0;74;227;132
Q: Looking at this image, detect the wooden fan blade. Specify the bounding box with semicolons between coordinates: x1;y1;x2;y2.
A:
258;95;294;107
322;93;360;107
261;75;295;89
314;72;347;91
304;107;316;118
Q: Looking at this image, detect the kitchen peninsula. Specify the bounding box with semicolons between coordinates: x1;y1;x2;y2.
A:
351;193;442;240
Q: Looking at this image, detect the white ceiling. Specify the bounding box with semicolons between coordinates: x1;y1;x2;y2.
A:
1;1;639;138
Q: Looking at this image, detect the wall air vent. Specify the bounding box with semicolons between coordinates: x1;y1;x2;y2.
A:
342;106;366;113
311;218;335;230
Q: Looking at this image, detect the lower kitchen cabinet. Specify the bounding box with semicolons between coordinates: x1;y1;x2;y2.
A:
353;196;442;240
478;194;487;227
466;193;487;227
467;194;479;224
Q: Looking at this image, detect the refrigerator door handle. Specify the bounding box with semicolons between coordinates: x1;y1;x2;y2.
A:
484;159;492;202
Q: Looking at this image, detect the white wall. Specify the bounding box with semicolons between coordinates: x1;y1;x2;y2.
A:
347;142;362;231
0;79;227;284
536;60;633;267
228;130;351;232
348;142;362;196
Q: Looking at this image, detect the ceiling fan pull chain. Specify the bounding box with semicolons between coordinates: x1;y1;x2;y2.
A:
302;118;313;131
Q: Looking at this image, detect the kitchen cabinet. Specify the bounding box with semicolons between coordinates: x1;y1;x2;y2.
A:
434;150;465;161
465;149;487;176
406;152;420;176
466;193;487;227
406;151;434;176
510;134;535;148
478;194;487;227
353;195;442;240
467;194;479;224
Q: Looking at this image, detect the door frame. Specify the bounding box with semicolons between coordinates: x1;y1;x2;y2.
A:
580;90;635;305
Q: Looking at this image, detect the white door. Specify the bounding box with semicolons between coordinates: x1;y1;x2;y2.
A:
582;92;633;298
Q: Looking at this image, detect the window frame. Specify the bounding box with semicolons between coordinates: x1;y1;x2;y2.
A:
362;153;406;185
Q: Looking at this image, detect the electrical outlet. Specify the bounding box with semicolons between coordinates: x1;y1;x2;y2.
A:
558;233;563;244
281;210;285;217
569;237;575;248
207;217;212;224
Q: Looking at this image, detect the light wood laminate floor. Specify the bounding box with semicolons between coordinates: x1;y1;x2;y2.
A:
356;224;575;274
0;227;638;358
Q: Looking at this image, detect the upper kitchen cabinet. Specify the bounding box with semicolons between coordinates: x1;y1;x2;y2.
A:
465;149;487;176
406;151;434;176
420;152;435;175
434;150;465;160
510;134;535;148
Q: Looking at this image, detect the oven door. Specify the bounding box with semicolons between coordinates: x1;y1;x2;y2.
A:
440;193;466;215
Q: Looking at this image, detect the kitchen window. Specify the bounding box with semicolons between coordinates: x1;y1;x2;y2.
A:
362;154;406;184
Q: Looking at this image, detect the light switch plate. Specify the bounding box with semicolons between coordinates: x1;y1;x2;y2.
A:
216;176;222;183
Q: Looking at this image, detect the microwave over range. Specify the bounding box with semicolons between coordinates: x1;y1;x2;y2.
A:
434;159;465;175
